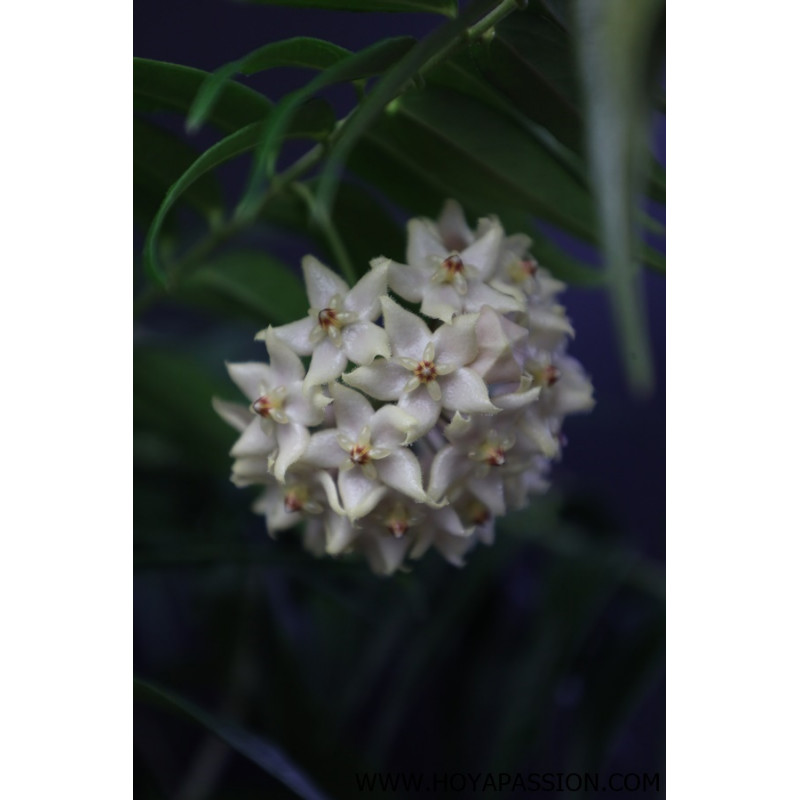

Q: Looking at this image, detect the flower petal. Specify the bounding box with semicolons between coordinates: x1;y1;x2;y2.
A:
252;485;300;535
468;471;506;515
419;282;461;324
428;445;470;502
431;313;479;369
302;430;346;469
370;404;419;448
274;422;310;483
386;259;426;303
338;468;386;520
433;506;469;537
380;295;432;359
462;281;523;316
231;417;277;458
361;534;409;576
461;221;503;279
406;218;447;267
212;398;251;433
343;360;407;401
439;368;498;414
263;327;305;384
397;387;441;438
231;455;270;487
226;362;272;402
304;338;349;389
345;258;388;320
375;448;427;503
331;382;374;440
268;316;316;356
325;513;358;555
315;470;345;516
437;199;474;252
302;254;349;310
285;385;327;426
434;533;473;567
492;383;541;411
342;321;391;365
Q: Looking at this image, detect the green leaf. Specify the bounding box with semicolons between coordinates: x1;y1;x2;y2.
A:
426;51;588;187
484;9;583;153
133;348;236;473
488;553;621;771
143;99;335;287
134;677;332;800
237;36;416;217
143;122;264;287
188;37;352;132
238;0;456;14
365;87;598;240
349;130;606;286
570;608;665;769
133;118;223;220
134;58;272;133
573;0;665;393
133;174;180;238
177;250;308;325
486;4;665;204
314;0;503;222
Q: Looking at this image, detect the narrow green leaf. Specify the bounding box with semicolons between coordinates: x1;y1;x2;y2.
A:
238;0;457;14
133;118;223;220
366;87;598;240
573;0;665;393
237;36;416;218
143;122;264;287
314;0;505;222
487;4;666;204
134;677;332;800
484;10;583;154
571;609;665;769
143;100;335;287
488;553;620;771
349;131;605;285
178;250;308;325
426;51;589;189
188;37;352;132
133;174;179;238
133;58;272;133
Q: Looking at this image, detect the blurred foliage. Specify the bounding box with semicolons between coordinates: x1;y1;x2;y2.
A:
134;0;665;796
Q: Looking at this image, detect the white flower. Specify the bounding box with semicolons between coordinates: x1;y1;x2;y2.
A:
300;383;427;520
264;255;390;390
382;214;523;324
223;327;328;482
344;295;499;435
215;200;596;575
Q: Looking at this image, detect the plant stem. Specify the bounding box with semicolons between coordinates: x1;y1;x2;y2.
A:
135;0;524;310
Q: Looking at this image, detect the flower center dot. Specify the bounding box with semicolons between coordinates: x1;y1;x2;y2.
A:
442;254;464;277
318;307;339;329
414;360;438;383
349;444;371;465
253;395;275;418
485;447;506;467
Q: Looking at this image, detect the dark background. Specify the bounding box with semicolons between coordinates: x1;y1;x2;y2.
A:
134;2;665;797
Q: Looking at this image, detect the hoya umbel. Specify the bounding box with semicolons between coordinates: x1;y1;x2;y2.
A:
216;201;595;574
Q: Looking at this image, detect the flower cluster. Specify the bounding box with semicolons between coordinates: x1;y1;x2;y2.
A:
215;201;594;575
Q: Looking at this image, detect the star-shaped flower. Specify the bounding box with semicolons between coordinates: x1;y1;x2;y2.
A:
265;255;390;390
381;215;523;324
223;327;328;482
344;296;499;435
300;383;427;520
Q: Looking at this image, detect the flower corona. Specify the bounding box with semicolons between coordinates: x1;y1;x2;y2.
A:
215;201;595;575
